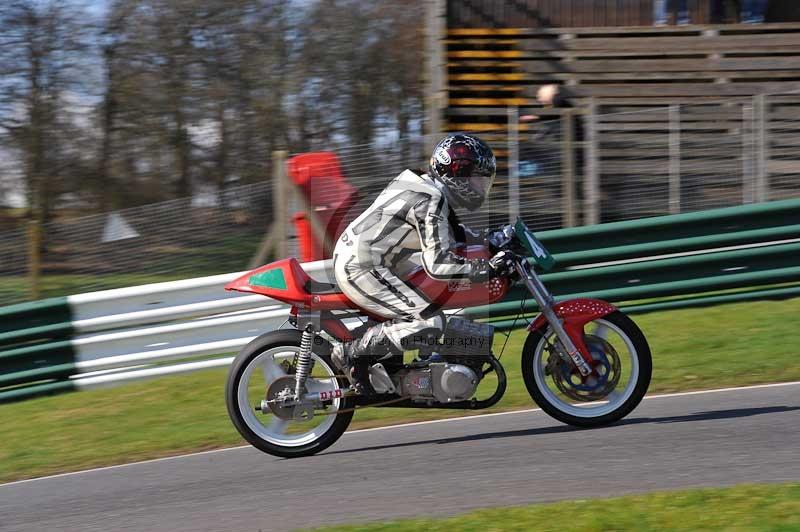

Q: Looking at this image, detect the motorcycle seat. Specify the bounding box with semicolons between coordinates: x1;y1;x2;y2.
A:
304;279;341;294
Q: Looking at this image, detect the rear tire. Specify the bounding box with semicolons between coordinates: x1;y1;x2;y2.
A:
225;329;354;458
521;311;651;428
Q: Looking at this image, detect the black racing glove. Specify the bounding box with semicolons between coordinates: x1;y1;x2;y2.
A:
469;251;516;282
489;250;516;277
468;258;493;282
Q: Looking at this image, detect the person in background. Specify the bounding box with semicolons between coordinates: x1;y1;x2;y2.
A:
653;0;668;25
536;84;568;109
654;0;689;25
518;84;581;184
712;0;769;23
526;84;577;124
519;84;569;144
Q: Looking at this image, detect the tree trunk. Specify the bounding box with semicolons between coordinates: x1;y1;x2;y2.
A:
172;95;191;198
97;45;117;212
216;102;228;209
26;33;47;227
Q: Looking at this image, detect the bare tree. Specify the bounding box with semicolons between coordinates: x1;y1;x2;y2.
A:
296;0;425;150
378;0;426;151
0;0;429;222
0;0;92;225
93;0;140;211
197;1;293;186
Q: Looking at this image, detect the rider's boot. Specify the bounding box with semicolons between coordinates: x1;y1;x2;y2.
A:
332;323;399;397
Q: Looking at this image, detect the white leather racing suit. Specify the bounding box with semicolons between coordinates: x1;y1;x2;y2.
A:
333;170;481;351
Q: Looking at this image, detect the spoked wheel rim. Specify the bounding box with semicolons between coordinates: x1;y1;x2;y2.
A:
532;318;640;418
236;346;341;447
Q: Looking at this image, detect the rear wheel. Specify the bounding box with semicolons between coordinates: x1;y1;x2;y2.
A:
521;311;651;427
225;330;354;458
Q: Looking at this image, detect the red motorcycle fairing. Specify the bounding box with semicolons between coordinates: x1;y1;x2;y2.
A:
403;245;510;309
227;245;512;312
528;298;618;367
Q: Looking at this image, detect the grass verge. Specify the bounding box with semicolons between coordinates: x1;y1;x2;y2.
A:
2;297;800;483
303;483;800;532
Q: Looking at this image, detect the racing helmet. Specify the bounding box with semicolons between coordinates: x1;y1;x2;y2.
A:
428;133;496;211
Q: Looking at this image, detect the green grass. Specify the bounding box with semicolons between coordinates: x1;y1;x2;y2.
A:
304;483;800;532
1;297;800;483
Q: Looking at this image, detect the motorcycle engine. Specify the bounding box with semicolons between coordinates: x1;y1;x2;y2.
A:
397;363;480;403
393;317;494;403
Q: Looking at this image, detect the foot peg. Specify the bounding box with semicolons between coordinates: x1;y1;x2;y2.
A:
368;363;396;394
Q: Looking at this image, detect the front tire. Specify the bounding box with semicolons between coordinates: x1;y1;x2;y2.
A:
522;311;651;428
225;329;354;458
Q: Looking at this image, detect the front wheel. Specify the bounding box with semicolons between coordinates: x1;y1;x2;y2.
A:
522;311;651;428
225;329;354;458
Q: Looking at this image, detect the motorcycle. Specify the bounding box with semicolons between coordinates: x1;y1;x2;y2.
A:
224;218;652;458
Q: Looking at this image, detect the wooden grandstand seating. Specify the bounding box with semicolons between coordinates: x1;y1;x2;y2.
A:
444;23;800;226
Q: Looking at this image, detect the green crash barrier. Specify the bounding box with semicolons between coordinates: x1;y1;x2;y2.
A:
0;321;74;348
538;198;800;255
542;242;800;296
0;359;78;388
0;297;74;347
0;339;77;370
551;223;800;269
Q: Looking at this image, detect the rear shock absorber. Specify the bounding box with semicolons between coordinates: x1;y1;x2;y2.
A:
294;326;315;398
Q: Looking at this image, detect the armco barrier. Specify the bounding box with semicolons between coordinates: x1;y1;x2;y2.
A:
468;198;800;320
0;261;334;402
2;199;799;403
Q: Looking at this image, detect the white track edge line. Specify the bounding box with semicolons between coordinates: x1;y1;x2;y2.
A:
2;380;798;488
644;380;800;400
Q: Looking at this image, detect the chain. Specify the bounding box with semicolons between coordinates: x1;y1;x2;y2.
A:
315;395;408;415
274;376;407;415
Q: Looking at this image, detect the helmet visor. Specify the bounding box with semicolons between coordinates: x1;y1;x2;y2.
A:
450;156;496;209
469;172;494;199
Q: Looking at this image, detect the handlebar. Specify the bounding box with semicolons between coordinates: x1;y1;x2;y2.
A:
485;224;529;256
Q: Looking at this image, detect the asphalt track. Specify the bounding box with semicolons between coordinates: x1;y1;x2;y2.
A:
1;382;798;532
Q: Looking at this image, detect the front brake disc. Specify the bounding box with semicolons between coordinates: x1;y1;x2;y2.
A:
550;335;621;402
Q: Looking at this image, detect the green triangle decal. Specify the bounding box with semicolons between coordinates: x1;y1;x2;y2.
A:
249;268;287;290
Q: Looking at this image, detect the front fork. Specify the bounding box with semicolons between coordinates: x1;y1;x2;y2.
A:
514;260;593;377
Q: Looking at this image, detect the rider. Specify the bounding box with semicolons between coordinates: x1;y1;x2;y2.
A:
332;133;512;394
